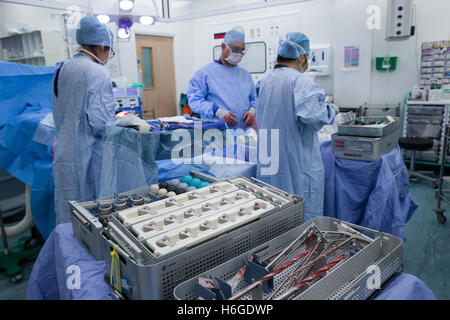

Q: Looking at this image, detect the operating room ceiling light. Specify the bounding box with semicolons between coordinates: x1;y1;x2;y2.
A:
119;0;135;11
118;17;133;39
118;28;131;39
96;15;110;24
139;16;155;25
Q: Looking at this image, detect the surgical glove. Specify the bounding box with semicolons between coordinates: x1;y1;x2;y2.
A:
216;108;238;127
243;107;257;129
330;103;339;114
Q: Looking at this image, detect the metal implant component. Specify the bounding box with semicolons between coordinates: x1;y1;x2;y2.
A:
138;206;155;216
184;209;195;218
131;196;144;206
117;194;129;202
188;192;201;200
143;221;158;232
210;186;219;193
201;203;212;212
219;214;230;224
164;215;177;225
239;208;248;216
234;193;244;200
179;229;193;239
165;198;181;207
200;221;213;231
156;236;172;247
114;200;128;211
99;203;112;215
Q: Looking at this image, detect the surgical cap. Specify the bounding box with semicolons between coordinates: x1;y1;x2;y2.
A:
76;15;114;50
224;29;245;45
277;32;310;59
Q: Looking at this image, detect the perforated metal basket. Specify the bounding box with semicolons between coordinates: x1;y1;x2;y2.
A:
98;176;304;300
103;196;304;299
337;116;400;137
173;217;402;300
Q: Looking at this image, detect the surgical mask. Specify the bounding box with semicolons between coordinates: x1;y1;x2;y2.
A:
80;48;110;66
299;55;309;73
225;44;244;65
296;47;311;73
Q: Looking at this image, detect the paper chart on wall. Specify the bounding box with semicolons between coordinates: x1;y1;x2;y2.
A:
342;46;361;71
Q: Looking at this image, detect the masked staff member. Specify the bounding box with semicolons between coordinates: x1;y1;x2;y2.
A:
256;32;337;221
187;28;257;129
52;15;116;224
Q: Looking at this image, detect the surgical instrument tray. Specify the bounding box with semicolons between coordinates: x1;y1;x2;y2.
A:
332;126;401;162
174;216;402;300
70;172;304;299
337;116;400;137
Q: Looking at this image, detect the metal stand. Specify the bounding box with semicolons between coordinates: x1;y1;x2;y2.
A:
0;197;42;282
408;150;438;185
0;208;9;255
432;125;449;223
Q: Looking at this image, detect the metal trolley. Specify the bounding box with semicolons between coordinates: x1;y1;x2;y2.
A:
433;124;449;223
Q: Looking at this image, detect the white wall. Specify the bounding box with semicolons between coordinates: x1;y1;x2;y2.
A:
115;20;195;110
0;2;63;31
181;0;450;108
188;0;336;94
368;0;450;108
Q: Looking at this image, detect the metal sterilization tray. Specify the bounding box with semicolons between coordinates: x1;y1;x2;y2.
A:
71;174;304;300
332;125;401;162
337;116;400;137
70;171;220;261
173;217;402;300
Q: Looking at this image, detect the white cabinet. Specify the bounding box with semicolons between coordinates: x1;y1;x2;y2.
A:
0;30;66;66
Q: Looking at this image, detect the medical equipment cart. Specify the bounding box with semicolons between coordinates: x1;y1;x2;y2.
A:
432;122;449;223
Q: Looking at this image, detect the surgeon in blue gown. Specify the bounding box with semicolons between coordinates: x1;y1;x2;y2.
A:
187;28;257;129
256;32;337;221
52;15;116;224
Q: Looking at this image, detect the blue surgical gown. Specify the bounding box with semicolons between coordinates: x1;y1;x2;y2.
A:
186;60;256;129
52;54;116;224
256;66;335;221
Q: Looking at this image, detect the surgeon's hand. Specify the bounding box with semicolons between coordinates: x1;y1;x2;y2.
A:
216;108;238;127
243;107;257;129
328;103;339;114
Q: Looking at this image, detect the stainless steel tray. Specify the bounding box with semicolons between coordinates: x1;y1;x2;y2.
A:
337;116;400;137
173;217;402;300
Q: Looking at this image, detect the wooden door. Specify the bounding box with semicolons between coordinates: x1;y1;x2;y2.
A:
135;34;177;119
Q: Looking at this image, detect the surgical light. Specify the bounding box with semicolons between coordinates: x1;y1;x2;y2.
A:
139;16;155;25
96;15;110;24
118;17;133;39
119;0;135;11
118;27;131;39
